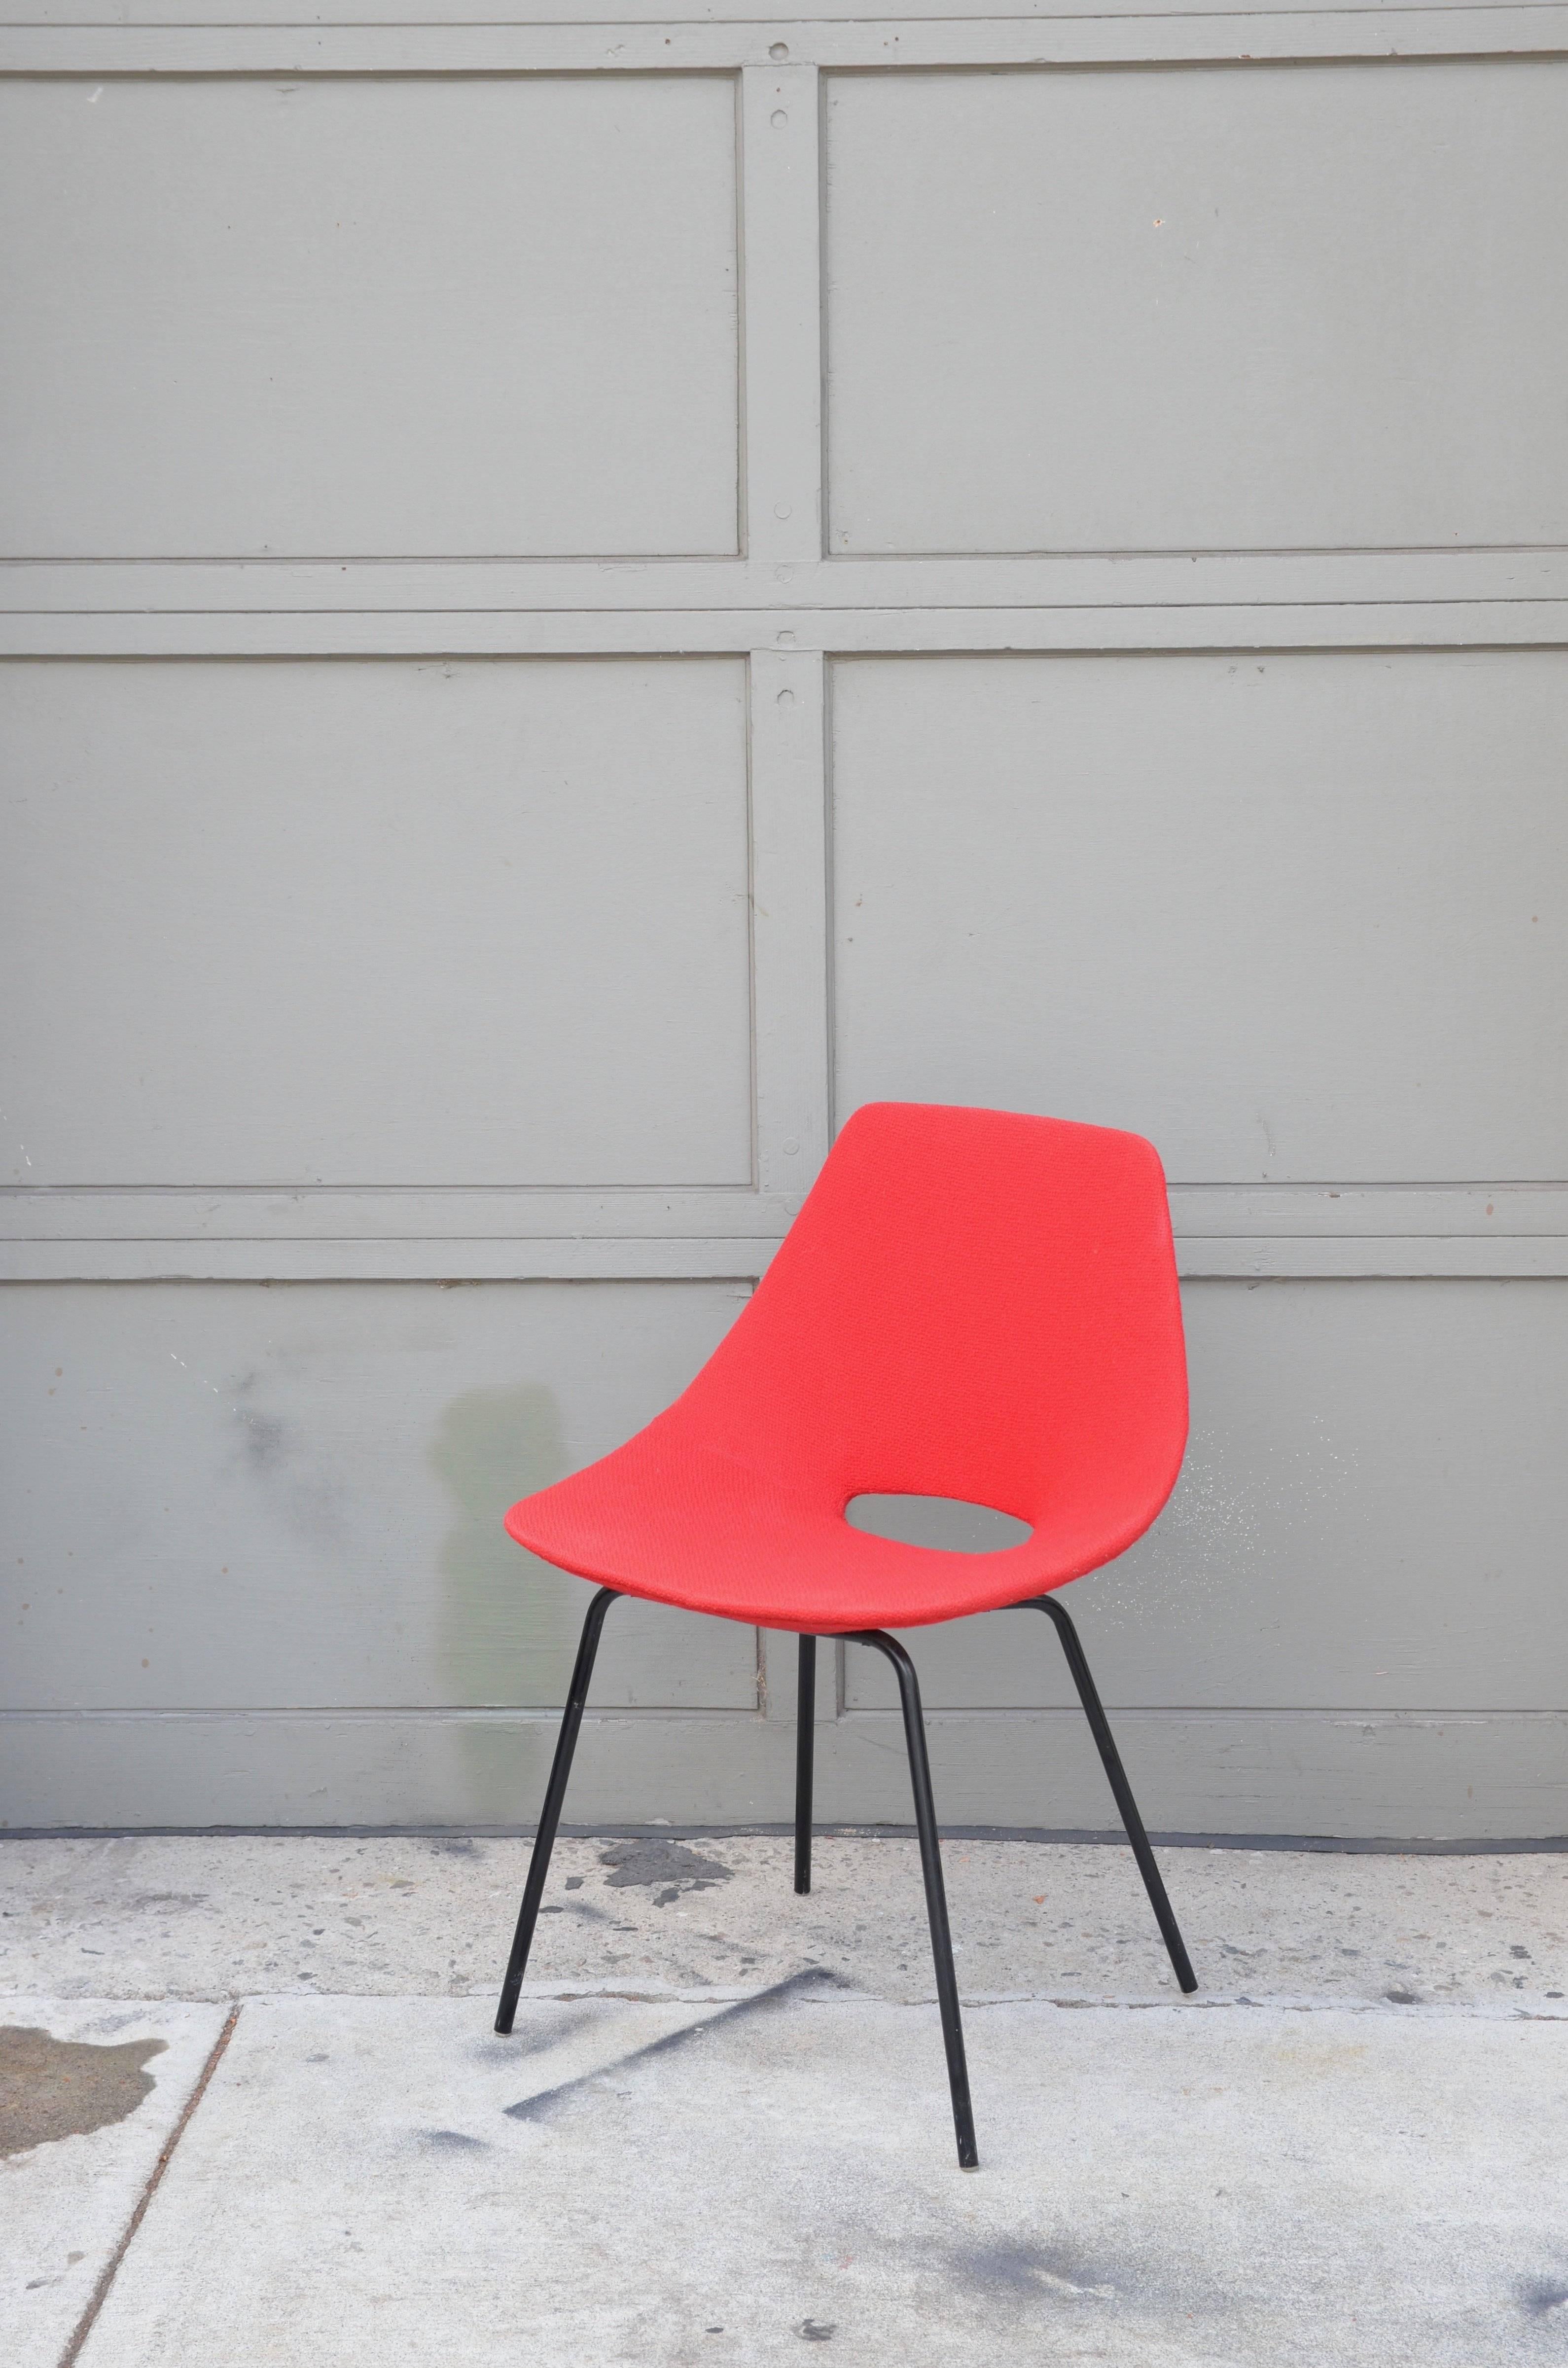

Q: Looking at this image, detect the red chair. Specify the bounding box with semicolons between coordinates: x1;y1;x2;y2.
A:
495;1102;1197;2166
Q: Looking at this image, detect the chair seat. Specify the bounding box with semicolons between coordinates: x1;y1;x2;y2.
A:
506;1103;1186;1634
504;1432;1133;1634
493;1107;1199;2161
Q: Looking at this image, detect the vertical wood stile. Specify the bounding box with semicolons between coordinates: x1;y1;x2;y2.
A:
740;62;823;563
747;642;831;1724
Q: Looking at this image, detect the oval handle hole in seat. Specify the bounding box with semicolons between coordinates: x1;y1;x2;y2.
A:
844;1493;1032;1554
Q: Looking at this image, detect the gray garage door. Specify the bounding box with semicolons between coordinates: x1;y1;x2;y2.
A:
2;3;1566;1836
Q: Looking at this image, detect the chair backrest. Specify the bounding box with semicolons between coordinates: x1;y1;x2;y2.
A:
672;1102;1187;1544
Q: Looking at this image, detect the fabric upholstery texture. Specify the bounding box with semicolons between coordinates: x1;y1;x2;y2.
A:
504;1102;1188;1633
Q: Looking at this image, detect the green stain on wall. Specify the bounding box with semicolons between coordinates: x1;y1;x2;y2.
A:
430;1385;579;1815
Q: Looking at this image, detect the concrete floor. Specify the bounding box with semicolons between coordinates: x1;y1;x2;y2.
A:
4;1830;1566;2010
0;1998;227;2366
3;1834;1567;2366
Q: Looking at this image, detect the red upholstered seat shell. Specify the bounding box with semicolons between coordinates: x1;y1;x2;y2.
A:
504;1103;1188;1634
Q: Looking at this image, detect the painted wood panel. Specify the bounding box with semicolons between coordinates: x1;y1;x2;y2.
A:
0;658;753;1187
0;75;739;557
1;23;1562;1834
825;61;1568;552
0;1280;760;1713
830;651;1568;1183
15;0;1555;23
10;1702;1563;1837
845;1278;1568;1713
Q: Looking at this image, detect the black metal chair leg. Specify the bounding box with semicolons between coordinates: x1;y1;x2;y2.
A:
1026;1594;1198;1995
495;1585;620;2035
795;1635;817;1895
844;1630;978;2169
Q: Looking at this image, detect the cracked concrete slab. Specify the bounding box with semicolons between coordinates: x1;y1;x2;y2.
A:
71;1990;1568;2368
2;1832;1565;2012
0;1998;229;2368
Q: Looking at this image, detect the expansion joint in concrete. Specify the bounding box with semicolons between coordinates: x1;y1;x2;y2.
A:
56;2005;241;2368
